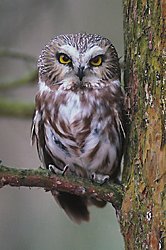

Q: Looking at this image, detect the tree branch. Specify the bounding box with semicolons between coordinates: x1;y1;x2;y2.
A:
0;70;37;91
0;99;34;118
0;48;37;90
0;164;124;210
0;48;36;62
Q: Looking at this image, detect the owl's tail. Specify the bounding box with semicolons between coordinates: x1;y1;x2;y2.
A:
51;191;106;224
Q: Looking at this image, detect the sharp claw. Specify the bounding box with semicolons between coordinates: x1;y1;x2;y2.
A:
38;165;45;170
90;172;110;185
48;164;62;174
103;175;110;183
91;172;96;181
48;164;69;175
62;164;69;176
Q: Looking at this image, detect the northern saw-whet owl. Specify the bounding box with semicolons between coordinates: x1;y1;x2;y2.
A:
31;33;125;223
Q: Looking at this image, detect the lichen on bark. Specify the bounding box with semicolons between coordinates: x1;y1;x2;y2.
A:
121;0;165;249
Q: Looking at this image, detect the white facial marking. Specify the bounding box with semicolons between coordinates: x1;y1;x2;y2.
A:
60;45;79;61
112;79;120;86
60;45;106;69
39;79;51;93
84;46;104;60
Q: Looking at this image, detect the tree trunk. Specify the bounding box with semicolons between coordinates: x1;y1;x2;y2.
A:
121;0;165;249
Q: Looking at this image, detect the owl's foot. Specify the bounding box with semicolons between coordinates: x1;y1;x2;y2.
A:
91;172;110;185
48;164;69;176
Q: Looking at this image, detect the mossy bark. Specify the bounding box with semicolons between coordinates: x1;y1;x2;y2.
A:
121;0;165;249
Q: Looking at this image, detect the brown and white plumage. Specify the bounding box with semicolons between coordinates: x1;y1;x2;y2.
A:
31;33;125;223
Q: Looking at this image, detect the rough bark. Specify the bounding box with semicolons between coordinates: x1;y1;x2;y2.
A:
121;0;165;249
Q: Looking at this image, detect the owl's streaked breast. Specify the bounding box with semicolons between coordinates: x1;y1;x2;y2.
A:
36;87;120;177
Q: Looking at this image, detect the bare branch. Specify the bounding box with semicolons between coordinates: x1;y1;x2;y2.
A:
0;48;37;90
0;70;37;91
0;48;36;62
0;99;34;118
0;165;124;210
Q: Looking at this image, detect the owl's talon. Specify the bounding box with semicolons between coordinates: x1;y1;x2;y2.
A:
48;164;69;175
62;164;69;176
38;165;45;170
48;164;62;175
90;172;110;185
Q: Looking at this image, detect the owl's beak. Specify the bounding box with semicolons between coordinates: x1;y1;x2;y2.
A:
76;66;85;81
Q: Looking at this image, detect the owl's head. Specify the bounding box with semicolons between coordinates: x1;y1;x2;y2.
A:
38;33;120;91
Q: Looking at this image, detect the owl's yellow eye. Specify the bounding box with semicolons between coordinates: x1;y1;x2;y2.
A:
90;55;103;67
58;53;72;64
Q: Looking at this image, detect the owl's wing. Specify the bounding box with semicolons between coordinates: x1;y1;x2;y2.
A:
31;109;47;164
31;109;91;223
30;109;37;146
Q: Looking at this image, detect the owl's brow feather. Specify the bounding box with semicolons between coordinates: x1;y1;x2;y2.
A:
47;33;111;54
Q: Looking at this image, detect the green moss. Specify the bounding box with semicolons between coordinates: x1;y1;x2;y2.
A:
122;0;165;248
0;99;34;118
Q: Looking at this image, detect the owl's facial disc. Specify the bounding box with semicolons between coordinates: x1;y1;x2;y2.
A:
38;33;120;91
58;44;106;87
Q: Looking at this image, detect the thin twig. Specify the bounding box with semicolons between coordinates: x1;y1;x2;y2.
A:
0;99;34;118
0;70;37;91
0;48;36;62
0;48;37;90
